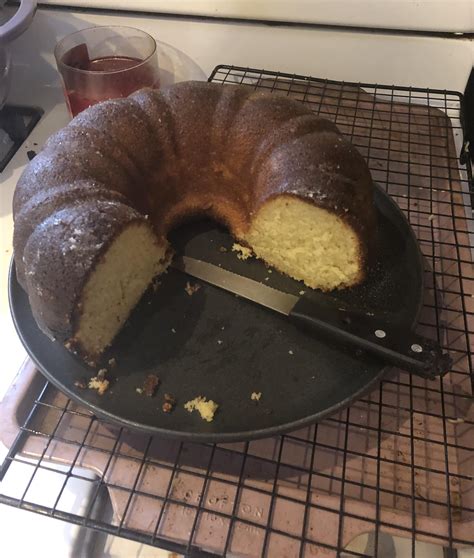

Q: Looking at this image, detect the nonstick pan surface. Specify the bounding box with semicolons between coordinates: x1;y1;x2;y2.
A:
9;186;424;442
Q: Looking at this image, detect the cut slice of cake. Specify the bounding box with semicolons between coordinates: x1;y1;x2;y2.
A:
242;196;366;290
68;222;170;364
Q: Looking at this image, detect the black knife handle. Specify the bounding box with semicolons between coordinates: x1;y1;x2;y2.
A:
289;297;452;379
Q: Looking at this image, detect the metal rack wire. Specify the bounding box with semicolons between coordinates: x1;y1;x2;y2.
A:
0;65;473;557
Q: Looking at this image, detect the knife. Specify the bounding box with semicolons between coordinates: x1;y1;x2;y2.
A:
172;256;452;379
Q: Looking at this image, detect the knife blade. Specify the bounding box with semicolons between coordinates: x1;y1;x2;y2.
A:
174;255;298;315
172;255;452;379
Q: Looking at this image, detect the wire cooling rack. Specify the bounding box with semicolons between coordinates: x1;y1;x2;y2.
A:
0;65;473;557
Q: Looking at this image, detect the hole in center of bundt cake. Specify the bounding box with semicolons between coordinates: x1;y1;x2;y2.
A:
242;196;363;290
73;222;169;359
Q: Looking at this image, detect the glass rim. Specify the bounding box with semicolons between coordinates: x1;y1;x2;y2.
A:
54;25;157;76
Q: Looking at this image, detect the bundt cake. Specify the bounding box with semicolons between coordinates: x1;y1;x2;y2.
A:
13;80;376;365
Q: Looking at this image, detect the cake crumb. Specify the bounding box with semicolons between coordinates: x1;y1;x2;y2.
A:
232;243;252;260
447;417;465;424
108;357;117;368
143;374;160;397
219;246;227;253
136;387;143;395
152;279;162;293
184;396;219;422
428;214;435;221
162;402;174;413
299;290;305;295
251;392;262;401
217;339;223;345
288;350;294;355
88;376;110;395
74;378;87;389
162;393;176;413
97;368;107;380
185;281;201;296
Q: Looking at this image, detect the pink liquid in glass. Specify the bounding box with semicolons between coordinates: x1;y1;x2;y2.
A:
60;48;160;116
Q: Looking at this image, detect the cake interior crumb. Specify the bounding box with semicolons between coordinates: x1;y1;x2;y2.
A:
251;392;262;401
88;377;110;395
185;281;201;296
184;396;219;422
232;243;252;260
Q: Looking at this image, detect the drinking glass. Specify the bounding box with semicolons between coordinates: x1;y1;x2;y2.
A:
55;26;160;117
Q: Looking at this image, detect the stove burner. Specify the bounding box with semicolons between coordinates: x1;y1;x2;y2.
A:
0;105;42;173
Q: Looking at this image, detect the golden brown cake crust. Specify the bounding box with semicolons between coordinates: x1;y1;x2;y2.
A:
13;80;376;347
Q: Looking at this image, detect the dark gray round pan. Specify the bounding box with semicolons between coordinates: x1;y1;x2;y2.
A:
9;185;424;442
